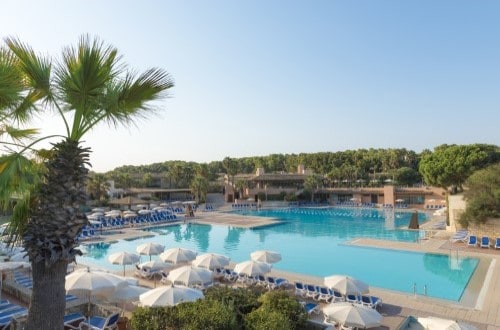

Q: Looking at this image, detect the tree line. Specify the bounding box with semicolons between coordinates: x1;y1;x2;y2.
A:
98;144;499;191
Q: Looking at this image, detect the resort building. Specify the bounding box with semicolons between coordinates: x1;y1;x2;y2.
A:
224;166;446;209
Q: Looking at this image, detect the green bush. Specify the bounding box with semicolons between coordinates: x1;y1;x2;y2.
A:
130;288;307;330
130;300;237;330
245;308;292;330
204;286;263;324
257;290;308;329
175;300;237;330
130;306;178;330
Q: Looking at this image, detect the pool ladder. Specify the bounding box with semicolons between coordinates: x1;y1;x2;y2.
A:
413;283;428;296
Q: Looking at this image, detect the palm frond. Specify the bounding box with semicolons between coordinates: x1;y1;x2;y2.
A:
81;67;174;133
1;125;39;142
0;46;25;112
4;37;52;122
5;190;33;246
0;153;43;211
55;35;122;136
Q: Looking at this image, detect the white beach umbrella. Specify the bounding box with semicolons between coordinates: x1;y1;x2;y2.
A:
323;302;382;329
167;266;213;286
109;283;149;315
66;268;127;317
324;275;369;295
160;248;197;264
66;268;127;296
108;251;141;276
417;316;478;330
136;243;165;261
191;253;230;270
250;250;282;264
234;260;271;277
139;284;204;307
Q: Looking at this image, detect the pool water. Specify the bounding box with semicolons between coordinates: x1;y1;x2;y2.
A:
76;207;478;301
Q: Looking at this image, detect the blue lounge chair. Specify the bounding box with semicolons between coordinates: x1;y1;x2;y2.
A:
495;238;500;250
467;235;477;247
79;312;119;330
305;284;318;300
266;276;288;290
294;282;306;297
360;295;382;309
301;302;320;315
346;294;360;304
64;312;86;329
328;289;345;302
480;236;490;248
315;286;332;303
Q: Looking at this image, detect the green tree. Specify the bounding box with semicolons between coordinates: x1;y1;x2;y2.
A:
459;163;500;226
393;167;421;186
0;36;173;329
142;172;153;187
303;174;323;202
86;173;110;202
419;144;500;192
190;175;209;203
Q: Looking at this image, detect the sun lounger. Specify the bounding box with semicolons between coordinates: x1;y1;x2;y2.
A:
301;302;320;315
346;294;360;304
79;312;119;330
305;284;318;300
64;312;86;329
467;235;477;247
328;289;345;302
480;236;490;248
315;286;332;303
294;282;307;297
495;238;500;250
360;295;382;309
266;276;288;290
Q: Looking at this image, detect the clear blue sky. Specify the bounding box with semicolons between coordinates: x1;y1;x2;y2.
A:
1;1;499;172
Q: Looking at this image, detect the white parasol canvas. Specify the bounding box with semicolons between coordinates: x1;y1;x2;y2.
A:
139;284;204;307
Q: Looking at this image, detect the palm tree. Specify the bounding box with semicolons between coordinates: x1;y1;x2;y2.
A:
0;36;173;329
86;173;110;202
190;175;209;203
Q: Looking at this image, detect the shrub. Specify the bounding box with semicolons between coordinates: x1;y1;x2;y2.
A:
244;308;292;330
175;300;237;330
130;306;178;330
130;300;237;330
257;290;308;329
204;286;263;324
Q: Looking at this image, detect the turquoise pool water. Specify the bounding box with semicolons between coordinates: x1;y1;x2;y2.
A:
76;207;478;301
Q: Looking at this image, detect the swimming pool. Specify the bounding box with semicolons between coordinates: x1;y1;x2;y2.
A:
76;207;478;301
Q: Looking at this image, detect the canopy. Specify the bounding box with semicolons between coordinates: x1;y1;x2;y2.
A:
191;253;230;270
323;302;382;328
139;285;204;307
167;266;213;286
160;248;197;264
136;243;165;260
250;250;281;264
324;275;369;295
108;252;141;276
234;260;271;277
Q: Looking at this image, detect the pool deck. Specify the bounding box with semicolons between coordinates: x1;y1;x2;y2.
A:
77;211;500;329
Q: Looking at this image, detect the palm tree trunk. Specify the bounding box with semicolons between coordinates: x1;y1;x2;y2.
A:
23;140;89;329
26;260;68;330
